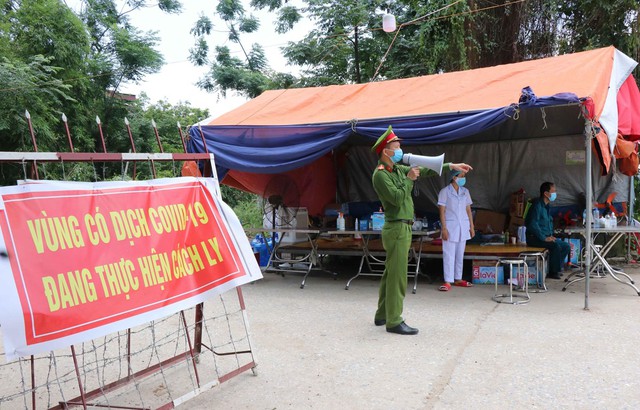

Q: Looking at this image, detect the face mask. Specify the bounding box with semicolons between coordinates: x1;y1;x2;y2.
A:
456;177;466;187
549;192;557;202
390;148;403;163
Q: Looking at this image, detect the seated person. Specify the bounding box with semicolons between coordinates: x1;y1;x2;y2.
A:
525;182;570;279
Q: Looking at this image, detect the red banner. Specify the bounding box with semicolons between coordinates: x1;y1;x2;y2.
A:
0;179;260;357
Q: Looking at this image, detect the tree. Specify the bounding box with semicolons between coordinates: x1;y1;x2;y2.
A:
189;0;276;98
0;0;187;184
191;0;639;97
119;95;210;179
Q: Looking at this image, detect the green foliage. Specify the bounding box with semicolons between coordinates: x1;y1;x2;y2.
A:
0;55;73;153
189;0;286;98
111;25;164;82
0;0;219;186
221;185;262;227
233;197;263;228
191;0;640;96
216;0;245;21
274;6;300;34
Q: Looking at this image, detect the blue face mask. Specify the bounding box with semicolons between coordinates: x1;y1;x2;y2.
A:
549;192;557;202
390;148;403;163
456;177;466;187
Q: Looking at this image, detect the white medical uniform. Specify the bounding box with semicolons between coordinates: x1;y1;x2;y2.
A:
437;184;473;283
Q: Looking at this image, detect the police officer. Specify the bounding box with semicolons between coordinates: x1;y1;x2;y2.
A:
372;125;472;335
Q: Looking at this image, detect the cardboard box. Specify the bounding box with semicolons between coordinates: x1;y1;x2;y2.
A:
509;191;526;217
512;259;544;285
563;238;581;265
509;202;524;217
508;215;525;237
474;209;507;234
371;212;385;230
511;190;526;203
472;260;504;284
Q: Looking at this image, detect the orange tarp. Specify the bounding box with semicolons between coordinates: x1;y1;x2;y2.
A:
210;47;615;126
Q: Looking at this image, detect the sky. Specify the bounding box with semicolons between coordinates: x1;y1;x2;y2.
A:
117;0;310;120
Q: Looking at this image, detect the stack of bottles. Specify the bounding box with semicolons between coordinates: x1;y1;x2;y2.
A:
587;209;617;228
604;212;617;229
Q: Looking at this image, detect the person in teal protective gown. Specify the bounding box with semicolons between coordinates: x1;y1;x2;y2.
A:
371;126;473;335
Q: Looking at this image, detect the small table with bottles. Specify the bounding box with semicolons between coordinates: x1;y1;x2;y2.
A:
328;228;437;294
245;227;325;288
562;225;640;296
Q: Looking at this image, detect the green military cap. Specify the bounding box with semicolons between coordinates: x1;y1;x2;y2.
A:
372;125;400;155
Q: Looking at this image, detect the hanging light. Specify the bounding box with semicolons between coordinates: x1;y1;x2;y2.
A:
382;12;396;32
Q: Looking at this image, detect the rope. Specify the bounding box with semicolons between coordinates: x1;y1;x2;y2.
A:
504;104;520;120
347;118;358;133
540;107;547;129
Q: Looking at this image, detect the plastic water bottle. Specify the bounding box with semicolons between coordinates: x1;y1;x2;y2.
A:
354;218;362;241
337;212;345;231
251;235;260;253
592;208;599;222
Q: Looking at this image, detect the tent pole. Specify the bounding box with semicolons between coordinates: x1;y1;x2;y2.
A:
629;175;635;226
584;120;593;310
628;175;634;261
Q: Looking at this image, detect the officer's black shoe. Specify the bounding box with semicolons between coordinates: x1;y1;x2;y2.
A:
374;318;386;326
386;322;419;335
547;273;562;280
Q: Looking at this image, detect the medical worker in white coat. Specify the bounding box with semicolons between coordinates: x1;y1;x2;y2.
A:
437;169;475;291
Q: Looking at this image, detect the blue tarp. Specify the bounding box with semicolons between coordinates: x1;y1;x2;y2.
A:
188;92;580;179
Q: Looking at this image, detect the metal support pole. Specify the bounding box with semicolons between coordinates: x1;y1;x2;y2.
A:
197;124;209;154
632;174;637;222
62;113;75;152
31;355;36;410
584;120;593;310
124;118;137;180
70;345;88;410
194;303;204;355
24;110;39;179
152;119;164;153
96;116;107;153
127;329;132;378
627;174;634;260
180;310;201;387
177;122;187;153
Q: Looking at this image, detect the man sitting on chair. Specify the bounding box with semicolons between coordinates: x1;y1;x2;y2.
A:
525;182;570;279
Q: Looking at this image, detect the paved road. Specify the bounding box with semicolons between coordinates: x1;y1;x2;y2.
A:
190;264;640;409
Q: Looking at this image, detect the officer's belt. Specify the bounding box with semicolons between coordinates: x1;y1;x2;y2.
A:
386;219;413;225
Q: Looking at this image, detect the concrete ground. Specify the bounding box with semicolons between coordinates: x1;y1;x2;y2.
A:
189;261;640;409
